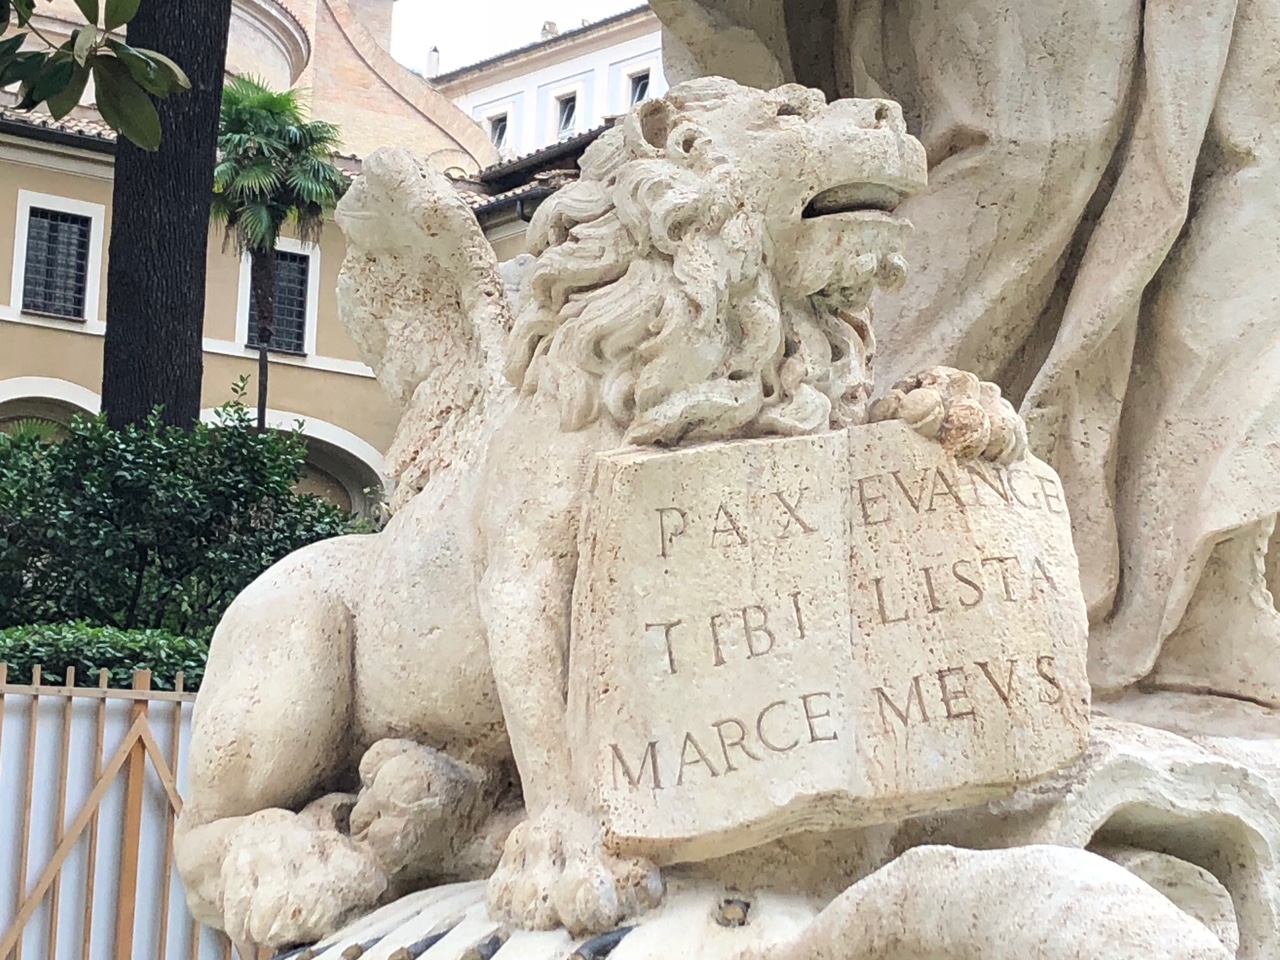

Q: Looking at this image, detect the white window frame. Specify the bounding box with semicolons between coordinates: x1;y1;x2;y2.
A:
546;79;586;144
628;69;651;107
234;236;320;358
9;190;106;331
608;50;662;116
555;92;578;140
487;111;510;153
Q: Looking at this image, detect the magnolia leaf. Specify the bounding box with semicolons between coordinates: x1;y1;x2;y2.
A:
12;0;31;27
104;39;156;90
46;62;89;119
105;42;190;96
93;57;160;151
103;0;142;31
73;26;99;66
18;56;74;109
132;47;190;92
0;50;44;87
72;0;98;26
0;31;21;60
0;0;10;36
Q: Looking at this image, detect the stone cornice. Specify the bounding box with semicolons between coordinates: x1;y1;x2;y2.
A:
433;8;658;95
233;0;313;84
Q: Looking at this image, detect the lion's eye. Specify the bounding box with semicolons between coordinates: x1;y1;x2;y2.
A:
776;104;802;117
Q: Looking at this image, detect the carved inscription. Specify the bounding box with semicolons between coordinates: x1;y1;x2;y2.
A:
865;555;1063;626
610;691;841;791
871;655;1064;731
655;486;820;559
644;593;810;674
855;463;1066;526
573;424;1088;856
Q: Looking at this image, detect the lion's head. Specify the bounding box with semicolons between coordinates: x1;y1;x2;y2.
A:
505;77;927;445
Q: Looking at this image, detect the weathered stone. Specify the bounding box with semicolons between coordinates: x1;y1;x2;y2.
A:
179;79;944;942
846;422;1090;816
570;421;1088;861
653;0;1280;712
1091;845;1240;954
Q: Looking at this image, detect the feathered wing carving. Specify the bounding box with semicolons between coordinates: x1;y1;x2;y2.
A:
335;148;516;506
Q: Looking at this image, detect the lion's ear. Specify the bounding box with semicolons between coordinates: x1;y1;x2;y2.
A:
624;97;676;157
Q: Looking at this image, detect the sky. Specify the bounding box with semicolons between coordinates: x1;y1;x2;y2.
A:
390;0;643;76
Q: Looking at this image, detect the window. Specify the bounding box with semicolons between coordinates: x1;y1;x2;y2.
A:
22;207;92;320
630;71;650;106
556;94;577;139
247;250;311;355
489;113;508;151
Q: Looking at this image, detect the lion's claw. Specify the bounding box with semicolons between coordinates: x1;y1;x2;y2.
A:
219;812;388;947
869;366;1027;464
486;806;661;936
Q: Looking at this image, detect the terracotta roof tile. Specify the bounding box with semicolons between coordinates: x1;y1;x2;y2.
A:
0;106;365;178
0;104;576;220
0;105;116;145
463;169;578;213
477;120;613;185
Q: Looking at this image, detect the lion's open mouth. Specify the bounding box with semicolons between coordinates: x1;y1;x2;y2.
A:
803;182;905;218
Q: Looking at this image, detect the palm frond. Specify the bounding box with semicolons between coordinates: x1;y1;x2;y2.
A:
213;76;347;255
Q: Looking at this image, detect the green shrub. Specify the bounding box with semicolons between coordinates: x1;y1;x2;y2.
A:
0;623;208;691
0;391;358;637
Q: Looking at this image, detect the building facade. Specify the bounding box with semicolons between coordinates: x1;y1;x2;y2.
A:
433;7;666;160
0;0;499;514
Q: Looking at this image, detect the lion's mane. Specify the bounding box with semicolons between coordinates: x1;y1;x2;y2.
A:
504;78;875;446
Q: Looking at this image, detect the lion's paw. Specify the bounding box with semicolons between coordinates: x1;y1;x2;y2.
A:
220;812;388;947
349;739;489;880
868;366;1027;464
485;805;662;936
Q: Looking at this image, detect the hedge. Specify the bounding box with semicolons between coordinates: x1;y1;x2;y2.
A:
0;391;359;637
0;623;209;692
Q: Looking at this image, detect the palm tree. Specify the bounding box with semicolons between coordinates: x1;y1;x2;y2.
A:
211;77;349;429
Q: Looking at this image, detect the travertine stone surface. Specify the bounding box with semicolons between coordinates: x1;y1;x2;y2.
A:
571;422;1088;860
177;68;1280;960
740;846;1232;960
899;715;1280;959
305;844;1233;959
572;431;861;860
651;0;1280;711
846;423;1089;809
182;78;998;945
1090;845;1240;954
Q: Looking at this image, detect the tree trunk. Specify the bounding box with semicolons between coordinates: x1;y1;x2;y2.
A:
100;0;234;429
248;248;277;431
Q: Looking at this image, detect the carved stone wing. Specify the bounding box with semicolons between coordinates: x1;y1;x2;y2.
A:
335;148;515;504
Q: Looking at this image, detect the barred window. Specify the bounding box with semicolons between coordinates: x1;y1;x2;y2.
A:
247;250;310;355
22;207;92;320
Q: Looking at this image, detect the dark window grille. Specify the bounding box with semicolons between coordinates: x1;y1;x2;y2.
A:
247;250;310;355
630;72;650;105
22;207;92;320
557;94;577;139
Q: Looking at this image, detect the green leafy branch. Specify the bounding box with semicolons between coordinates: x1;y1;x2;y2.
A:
1;0;191;150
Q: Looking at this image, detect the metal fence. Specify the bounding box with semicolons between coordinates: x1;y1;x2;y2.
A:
0;666;263;960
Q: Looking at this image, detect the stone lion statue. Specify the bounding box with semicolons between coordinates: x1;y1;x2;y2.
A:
174;78;1027;949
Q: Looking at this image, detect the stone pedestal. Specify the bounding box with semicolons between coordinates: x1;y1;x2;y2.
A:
568;421;1090;862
